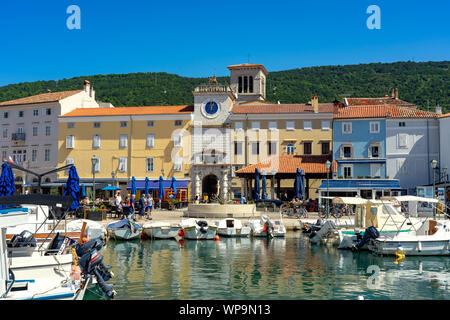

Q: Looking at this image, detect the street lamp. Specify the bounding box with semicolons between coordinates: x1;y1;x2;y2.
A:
431;159;438;219
325;160;331;219
91;155;97;203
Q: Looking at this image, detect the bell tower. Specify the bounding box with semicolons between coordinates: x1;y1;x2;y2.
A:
228;63;268;103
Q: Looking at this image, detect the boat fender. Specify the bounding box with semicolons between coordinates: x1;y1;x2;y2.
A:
417;241;422;252
178;230;185;237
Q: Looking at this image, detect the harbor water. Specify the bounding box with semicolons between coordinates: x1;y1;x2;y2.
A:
85;232;450;300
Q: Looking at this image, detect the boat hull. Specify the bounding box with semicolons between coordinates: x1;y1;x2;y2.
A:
217;227;251;237
108;228;141;240
144;226;180;239
369;239;450;256
182;226;217;240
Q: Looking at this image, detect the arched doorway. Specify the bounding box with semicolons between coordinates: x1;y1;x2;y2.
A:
202;174;218;200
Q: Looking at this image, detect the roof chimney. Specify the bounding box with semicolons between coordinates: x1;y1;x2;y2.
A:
310;94;319;113
83;80;91;93
394;88;399;100
436;104;442;115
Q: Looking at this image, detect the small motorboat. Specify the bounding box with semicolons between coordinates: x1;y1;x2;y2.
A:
215;218;250;237
247;215;286;238
179;218;217;240
142;221;180;239
107;218;142;240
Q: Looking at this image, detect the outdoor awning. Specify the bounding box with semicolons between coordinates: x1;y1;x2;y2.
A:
319;179;401;190
126;179;189;190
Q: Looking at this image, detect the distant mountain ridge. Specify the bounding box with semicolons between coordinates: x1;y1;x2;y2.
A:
0;60;449;112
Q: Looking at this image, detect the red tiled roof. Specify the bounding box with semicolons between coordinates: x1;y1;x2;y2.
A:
60;105;194;117
0;90;83;107
334;105;438;119
231;103;335;114
438;113;450;119
345;97;415;107
235;155;337;174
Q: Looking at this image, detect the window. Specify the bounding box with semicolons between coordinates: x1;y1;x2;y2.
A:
44;149;50;162
31;149;37;162
18;111;24;118
67;122;75;129
33;109;39;116
147;120;155;128
174;156;182;172
17;127;24;134
286;121;295;131
234;122;243;131
118;157;127;172
32;126;38;137
66;135;75;149
268;121;278;130
119;134;128;148
249;76;253;93
286;143;295;154
45;126;51;136
146;157;154;172
342;145;352;158
399;122;406;127
268;141;277;155
66;158;74;169
120;121;128;128
2;128;7;139
92;134;101;149
238;76;243;93
243;76;248;93
321;120;330;131
173;133;182;147
370;164;382;177
146;134;155;148
174;120;182;126
398;133;408;148
251;121;260;130
93;122;101;128
303;142;312;155
12;150;26;163
342;122;352;134
3;112;8;119
251;142;260;155
1;151;7;161
91;157;100;173
370;144;380;158
234;141;242;155
46;108;52;116
343;165;353;178
322;142;330;155
303;120;312;131
370;121;380;133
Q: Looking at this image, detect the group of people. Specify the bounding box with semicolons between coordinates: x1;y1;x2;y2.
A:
114;191;154;221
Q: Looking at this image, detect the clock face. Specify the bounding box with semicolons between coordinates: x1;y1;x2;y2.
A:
204;101;219;116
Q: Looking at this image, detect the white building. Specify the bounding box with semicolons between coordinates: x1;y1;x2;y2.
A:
0;80;106;192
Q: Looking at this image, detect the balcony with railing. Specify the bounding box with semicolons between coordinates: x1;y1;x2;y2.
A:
12;133;26;141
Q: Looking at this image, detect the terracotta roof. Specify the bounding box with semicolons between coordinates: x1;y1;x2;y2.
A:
231;103;335;114
344;97;415;107
334;105;438;119
0;90;83;107
235;155;337;175
60;105;194;117
438;113;450;119
227;63;268;75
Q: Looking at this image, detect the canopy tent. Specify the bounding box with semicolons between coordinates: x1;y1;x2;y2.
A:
381;195;439;203
126;179;189;190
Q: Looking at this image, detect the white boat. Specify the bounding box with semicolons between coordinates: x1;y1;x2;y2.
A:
179;218;217;240
0;207;89;300
107;218;142;240
368;218;450;256
142;221;180;239
66;219;107;240
215;218;251;237
247;215;286;238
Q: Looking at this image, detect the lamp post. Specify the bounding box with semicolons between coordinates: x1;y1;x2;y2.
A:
91;155;97;203
431;159;438;220
325;160;331;219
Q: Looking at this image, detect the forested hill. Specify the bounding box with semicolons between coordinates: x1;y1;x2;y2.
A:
0;61;449;112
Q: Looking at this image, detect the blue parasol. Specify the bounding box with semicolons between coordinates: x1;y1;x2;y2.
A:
299;169;306;200
253;168;260;201
170;176;177;199
0;163;15;197
102;185;120;191
158;176;165;200
131;176;137;195
261;171;267;200
81;184;86;198
64;166;80;211
144;177;150;197
294;168;301;199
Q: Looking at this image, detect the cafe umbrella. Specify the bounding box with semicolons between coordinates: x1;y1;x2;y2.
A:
0;163;15;209
131;176;137;195
144;177;150;197
64;165;81;211
294;168;301;200
170;177;177;199
253;168;260;201
261;171;267;200
158;176;165;209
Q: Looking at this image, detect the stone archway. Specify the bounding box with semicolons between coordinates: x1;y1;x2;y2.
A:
202;174;219;199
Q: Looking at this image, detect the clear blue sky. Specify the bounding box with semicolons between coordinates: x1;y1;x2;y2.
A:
0;0;449;87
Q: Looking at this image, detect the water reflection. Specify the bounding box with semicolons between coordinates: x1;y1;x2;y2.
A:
94;234;450;300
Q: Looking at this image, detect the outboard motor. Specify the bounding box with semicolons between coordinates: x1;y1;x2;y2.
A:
352;226;380;251
197;220;208;234
76;238;115;298
8;230;36;248
264;219;274;238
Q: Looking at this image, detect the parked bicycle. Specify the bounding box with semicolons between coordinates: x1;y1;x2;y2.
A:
281;203;308;219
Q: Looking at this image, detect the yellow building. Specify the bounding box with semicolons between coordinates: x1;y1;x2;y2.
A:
57;105;193;200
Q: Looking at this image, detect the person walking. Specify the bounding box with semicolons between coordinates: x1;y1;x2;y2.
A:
146;195;153;220
115;191;122;217
138;193;146;221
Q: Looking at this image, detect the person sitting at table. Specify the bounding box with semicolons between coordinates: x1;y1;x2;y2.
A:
114;192;123;216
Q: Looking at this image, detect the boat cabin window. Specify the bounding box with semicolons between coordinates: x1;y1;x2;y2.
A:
226;220;234;228
370;207;378;215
